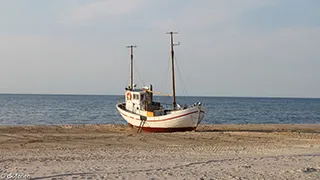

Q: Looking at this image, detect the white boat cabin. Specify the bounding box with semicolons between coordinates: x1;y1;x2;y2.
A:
125;85;166;117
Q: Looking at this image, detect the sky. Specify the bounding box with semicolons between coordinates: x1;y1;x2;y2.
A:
0;0;319;98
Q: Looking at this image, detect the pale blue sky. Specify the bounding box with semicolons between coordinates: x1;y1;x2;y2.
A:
0;0;319;97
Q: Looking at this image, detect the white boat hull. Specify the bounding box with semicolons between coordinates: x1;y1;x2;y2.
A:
116;102;205;132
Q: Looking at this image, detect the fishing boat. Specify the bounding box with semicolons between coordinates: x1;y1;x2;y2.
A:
116;32;205;132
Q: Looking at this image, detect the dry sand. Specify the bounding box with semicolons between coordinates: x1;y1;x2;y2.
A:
0;124;319;180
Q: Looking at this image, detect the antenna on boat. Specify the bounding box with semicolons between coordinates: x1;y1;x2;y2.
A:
166;31;179;110
126;45;137;90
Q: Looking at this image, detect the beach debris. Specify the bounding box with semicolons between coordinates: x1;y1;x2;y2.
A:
241;165;251;168
300;167;319;173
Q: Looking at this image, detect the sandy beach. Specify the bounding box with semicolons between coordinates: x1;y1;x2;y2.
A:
0;124;319;180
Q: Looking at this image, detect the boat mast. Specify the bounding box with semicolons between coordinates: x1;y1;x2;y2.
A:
126;45;137;90
166;31;179;109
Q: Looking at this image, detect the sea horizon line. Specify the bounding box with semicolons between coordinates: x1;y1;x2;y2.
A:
0;93;319;99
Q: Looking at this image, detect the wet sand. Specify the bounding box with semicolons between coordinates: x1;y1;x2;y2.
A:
0;124;319;180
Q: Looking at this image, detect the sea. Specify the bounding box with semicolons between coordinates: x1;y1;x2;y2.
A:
0;94;319;125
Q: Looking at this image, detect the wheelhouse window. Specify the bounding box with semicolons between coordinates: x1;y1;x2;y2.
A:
132;94;140;100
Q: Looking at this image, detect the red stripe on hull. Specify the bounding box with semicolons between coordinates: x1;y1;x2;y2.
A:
119;110;205;122
128;123;196;132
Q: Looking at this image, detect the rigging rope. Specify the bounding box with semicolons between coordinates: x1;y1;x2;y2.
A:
158;56;171;93
175;55;189;104
133;63;145;87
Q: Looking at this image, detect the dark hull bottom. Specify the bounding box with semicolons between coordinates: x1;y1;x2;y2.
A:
128;123;196;132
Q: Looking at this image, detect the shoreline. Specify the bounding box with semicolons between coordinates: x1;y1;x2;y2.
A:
0;124;319;179
0;123;320;133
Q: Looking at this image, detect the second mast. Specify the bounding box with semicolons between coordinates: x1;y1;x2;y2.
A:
166;31;179;109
